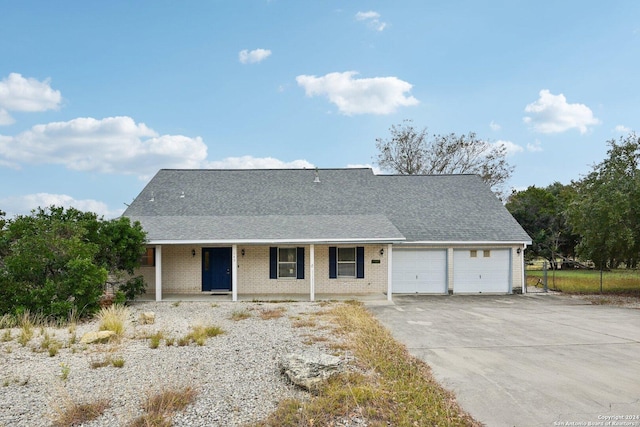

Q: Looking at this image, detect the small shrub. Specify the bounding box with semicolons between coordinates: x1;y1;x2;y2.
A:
165;337;175;346
2;329;12;342
171;301;181;307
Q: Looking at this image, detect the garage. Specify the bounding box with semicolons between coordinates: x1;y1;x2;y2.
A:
453;249;511;293
392;249;447;294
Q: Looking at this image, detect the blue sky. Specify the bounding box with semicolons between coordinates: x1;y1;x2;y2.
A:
1;1;639;218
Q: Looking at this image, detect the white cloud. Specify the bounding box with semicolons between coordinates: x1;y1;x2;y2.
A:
355;11;380;20
206;155;314;169
0;116;207;179
494;140;523;156
489;120;501;131
0;73;62;125
238;48;272;64
526;140;543;152
296;71;418;115
523;89;600;134
614;124;631;133
0;109;14;126
0;193;122;219
355;10;387;31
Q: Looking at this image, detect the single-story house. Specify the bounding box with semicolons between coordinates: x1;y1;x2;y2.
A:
123;168;532;301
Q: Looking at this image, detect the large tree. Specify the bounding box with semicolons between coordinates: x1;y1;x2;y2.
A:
506;183;578;269
566;133;640;269
0;206;147;318
375;120;514;197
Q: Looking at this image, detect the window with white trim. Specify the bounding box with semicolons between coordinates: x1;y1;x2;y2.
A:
278;247;297;278
337;247;356;278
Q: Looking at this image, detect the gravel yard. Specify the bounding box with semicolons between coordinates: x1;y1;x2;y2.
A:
0;301;341;427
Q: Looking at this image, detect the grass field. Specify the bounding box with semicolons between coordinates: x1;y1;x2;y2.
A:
526;268;640;295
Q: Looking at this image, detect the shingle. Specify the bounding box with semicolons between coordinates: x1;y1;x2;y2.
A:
123;168;531;244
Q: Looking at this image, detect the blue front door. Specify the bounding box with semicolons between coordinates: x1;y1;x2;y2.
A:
202;247;232;291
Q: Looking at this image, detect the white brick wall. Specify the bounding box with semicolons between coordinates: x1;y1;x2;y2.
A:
135;243;523;296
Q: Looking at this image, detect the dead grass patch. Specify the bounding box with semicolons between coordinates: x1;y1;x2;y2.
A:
255;302;480;427
259;307;286;320
291;318;316;328
130;386;197;427
230;309;252;321
50;394;110;427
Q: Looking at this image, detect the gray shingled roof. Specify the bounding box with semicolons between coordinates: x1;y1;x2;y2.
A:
123;168;531;244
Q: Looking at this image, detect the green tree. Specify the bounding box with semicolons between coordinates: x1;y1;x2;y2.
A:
375;120;514;197
506;183;578;268
567;133;640;269
0;206;147;318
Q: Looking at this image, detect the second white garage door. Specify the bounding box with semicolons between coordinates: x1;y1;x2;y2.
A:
453;249;511;294
392;249;447;294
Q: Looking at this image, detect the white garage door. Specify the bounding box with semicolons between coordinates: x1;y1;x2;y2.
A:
392;249;447;294
453;249;511;294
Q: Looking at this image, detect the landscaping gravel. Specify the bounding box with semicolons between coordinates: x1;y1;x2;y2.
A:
0;301;340;427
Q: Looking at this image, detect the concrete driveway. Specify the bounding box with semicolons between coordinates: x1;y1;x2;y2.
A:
367;294;640;426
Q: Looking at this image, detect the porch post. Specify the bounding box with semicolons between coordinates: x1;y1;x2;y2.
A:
309;244;315;302
521;244;527;294
387;244;393;301
155;245;162;302
232;245;238;302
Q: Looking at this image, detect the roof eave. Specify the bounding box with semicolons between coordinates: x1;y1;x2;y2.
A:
146;237;406;245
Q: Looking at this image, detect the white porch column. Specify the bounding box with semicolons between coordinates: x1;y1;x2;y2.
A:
387;244;393;301
309;244;315;302
232;245;238;302
155;245;162;302
521;245;527;294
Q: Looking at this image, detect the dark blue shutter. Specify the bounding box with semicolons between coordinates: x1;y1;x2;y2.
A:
296;247;305;279
356;246;365;278
269;247;277;279
329;246;337;279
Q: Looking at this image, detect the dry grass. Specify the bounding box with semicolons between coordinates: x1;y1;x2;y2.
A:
291;318;316;328
148;331;164;349
526;269;640;295
259;307;286;320
96;305;129;338
255;302;480;427
130;386;197;427
181;324;224;346
50;394;110;427
230;309;252;321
